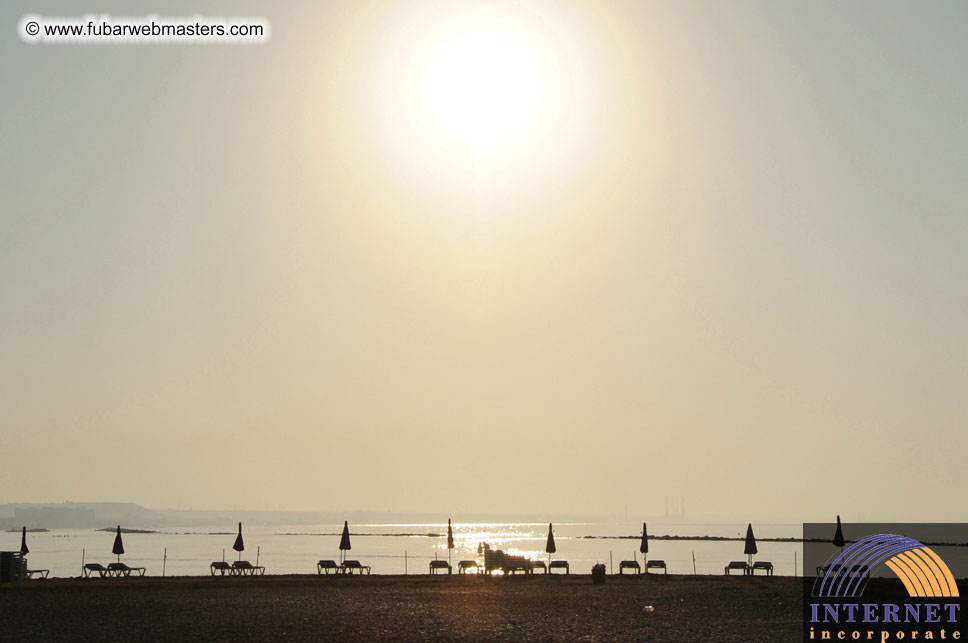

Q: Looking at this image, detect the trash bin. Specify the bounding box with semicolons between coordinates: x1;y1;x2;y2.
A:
592;563;606;584
0;552;25;585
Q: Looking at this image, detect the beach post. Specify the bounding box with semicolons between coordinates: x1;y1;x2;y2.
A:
794;551;797;577
256;546;260;567
163;548;167;577
692;551;696;575
81;548;85;577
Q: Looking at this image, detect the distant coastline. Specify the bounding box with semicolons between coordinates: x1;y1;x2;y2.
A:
0;501;746;532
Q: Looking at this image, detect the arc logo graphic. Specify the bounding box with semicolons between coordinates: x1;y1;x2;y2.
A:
813;534;960;599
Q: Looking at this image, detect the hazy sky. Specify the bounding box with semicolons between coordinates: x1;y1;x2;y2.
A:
2;1;965;523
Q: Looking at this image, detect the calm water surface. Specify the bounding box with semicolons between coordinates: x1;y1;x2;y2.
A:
15;520;949;579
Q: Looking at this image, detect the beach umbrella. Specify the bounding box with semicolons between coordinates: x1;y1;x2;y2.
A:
545;523;556;564
639;522;649;565
339;521;351;564
113;525;125;563
447;519;454;566
744;523;757;566
832;515;845;549
20;527;29;556
233;522;245;561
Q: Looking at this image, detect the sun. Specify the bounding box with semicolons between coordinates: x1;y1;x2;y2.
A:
415;15;544;162
376;4;585;184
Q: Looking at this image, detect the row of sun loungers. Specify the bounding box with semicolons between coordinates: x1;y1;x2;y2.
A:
618;559;669;575
316;560;371;575
334;557;677;576
62;558;784;579
481;549;572;575
618;560;667;574
83;562;146;578
428;557;772;577
210;560;265;576
724;561;774;576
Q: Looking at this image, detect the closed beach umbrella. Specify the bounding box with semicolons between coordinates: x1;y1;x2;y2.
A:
545;523;556;563
113;525;125;563
339;521;351;563
20;526;29;556
744;523;757;566
832;515;845;549
233;522;245;561
447;519;454;566
639;522;649;565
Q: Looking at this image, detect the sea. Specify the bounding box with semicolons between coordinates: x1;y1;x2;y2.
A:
9;519;843;579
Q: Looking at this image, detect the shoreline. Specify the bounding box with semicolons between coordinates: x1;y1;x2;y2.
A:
10;571;800;582
15;571;803;582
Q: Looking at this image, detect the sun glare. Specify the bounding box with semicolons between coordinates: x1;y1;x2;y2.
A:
378;5;585;186
417;19;543;161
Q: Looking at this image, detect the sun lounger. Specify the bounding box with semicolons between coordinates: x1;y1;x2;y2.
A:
548;560;569;575
646;560;667;574
816;563;869;579
503;560;532;575
817;563;868;576
107;562;146;577
751;561;774;576
457;560;479;574
531;561;547;573
619;560;641;575
317;559;339;575
27;568;50;579
210;561;232;576
725;561;750;576
231;560;265;576
429;560;452;574
341;560;371;575
83;563;108;578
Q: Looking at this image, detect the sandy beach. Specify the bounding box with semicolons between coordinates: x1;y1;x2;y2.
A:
2;574;800;642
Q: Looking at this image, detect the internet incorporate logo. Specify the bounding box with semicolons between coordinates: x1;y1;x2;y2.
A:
814;534;960;599
802;523;964;642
